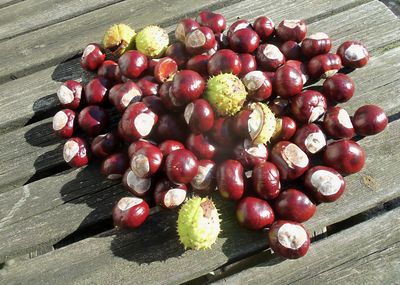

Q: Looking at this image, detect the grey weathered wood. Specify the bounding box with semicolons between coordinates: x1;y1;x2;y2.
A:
0;0;124;41
212;207;400;285
0;0;238;84
0;0;23;9
1;0;398;135
0;0;368;84
0;118;398;282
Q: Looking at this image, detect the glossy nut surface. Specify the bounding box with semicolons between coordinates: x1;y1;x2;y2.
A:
112;197;150;229
252;162;281;200
256;44;285;71
207;49;242;76
52;109;76;138
236;196;275;230
337;41;369;68
78;105;109;137
322;73;355;103
276;19;307;42
184;99;215;134
290;90;327;123
292;123;326;155
165;149;199;184
323;106;355;139
273;189;316;222
352;105;388;136
274;65;303;98
217;160;244;200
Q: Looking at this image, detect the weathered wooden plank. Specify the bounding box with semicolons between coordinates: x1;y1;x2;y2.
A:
0;0;23;9
0;0;124;41
1;0;397;136
0;117;399;281
212;207;400;285
0;0;236;84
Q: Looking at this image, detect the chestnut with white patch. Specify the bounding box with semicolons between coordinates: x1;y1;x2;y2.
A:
292;123;327;155
290;90;327;123
307;53;342;79
80;43;105;71
242;71;272;101
52;109;76;138
154;179;187;209
233;139;268;169
276;19;307;42
190;160;217;194
337;41;369;68
112;197;150;229
256;44;285;71
109;81;143;113
323;106;355;139
101;153;129;180
130;145;163;178
57;80;83;110
122;169;152;197
63;137;89;167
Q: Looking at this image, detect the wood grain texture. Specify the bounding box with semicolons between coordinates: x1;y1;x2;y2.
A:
0;0;124;41
212;207;400;285
0;0;236;84
0;0;23;9
1;0;398;136
0;118;399;281
0;0;368;84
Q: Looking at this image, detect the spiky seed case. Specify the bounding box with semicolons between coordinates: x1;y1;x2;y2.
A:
102;24;136;56
136;25;169;58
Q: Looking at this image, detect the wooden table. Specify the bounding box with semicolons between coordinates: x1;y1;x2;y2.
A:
0;0;399;284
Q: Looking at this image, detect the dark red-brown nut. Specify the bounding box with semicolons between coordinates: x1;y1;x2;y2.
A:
252;162;281;200
158;81;176;111
156;114;188;142
236;196;275;230
146;58;160;76
301;32;332;58
207;49;242;76
186;54;210;77
273;189;316;223
268;220;310;259
196;10;226;34
285;60;309;85
268;98;290;117
209;117;235;146
112;197;150;229
337;41;369;68
57;80;83;110
91;132;120;158
190;159;217;194
137;75;159;97
304;166;346;203
217;160;244;200
227;19;252;38
253;16;275;41
274;65;303;98
238;53;257;77
229;28;260;53
292;123;326;155
109;81;142;113
165;42;190;69
80;43;105;71
307;53;342;80
52;109;76;138
256;44;285;71
63;137;89;167
118;50;148;79
323;106;355;139
233;139;268;169
154;179;187;209
322;73;355;103
84;77;110;106
78;105;108;137
186;133;216;160
290;90;327;123
175;18;200;43
119;102;158;142
128;139;155;158
352;105;388;136
185;27;216;55
97;60;122;83
101;153;129;180
276;19;307;42
215;32;229;49
242;71;272;101
130;144;163;178
279;41;301;60
204;40;219;56
170;70;205;106
154;57;178;83
122;169;152;197
270;141;309;181
271;116;296;141
232;109;252;138
142;95;166;116
324;139;365;175
165;149;199;184
184;99;215;134
158;140;185;156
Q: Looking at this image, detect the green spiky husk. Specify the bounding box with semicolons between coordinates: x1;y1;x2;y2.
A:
177;197;220;250
248;102;276;144
136;25;169;58
204;74;248;117
102;24;136;56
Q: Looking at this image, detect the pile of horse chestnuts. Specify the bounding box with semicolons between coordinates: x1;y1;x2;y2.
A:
53;10;388;259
